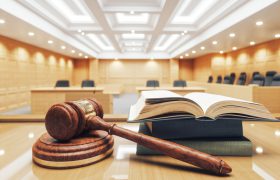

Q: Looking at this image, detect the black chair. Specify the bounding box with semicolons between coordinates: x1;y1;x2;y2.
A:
271;74;280;86
207;76;213;83
237;72;247;85
81;80;95;87
223;75;232;84
55;80;70;87
264;71;277;86
250;74;265;86
250;71;260;84
230;73;236;84
146;80;160;87
173;80;187;87
216;75;222;83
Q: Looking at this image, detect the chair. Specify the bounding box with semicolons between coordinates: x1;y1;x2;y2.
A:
230;73;236;84
223;75;232;84
264;71;277;86
146;80;160;87
173;80;187;87
271;74;280;86
207;76;213;83
55;80;70;87
81;80;95;87
237;72;247;85
250;74;265;86
216;75;222;83
250;71;260;84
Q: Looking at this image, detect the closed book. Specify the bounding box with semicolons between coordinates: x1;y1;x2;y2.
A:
145;118;243;139
137;123;252;156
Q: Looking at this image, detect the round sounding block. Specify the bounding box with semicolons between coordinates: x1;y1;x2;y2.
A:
32;130;114;169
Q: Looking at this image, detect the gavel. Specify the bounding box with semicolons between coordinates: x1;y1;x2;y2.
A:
45;99;232;175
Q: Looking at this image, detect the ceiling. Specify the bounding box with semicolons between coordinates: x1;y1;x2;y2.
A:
0;0;279;59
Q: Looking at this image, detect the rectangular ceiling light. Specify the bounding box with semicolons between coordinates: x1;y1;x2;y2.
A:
122;33;145;39
154;34;180;51
87;34;114;51
116;13;150;24
123;42;144;46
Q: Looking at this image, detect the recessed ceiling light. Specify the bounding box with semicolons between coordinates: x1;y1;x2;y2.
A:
28;132;34;139
61;45;66;50
47;40;53;44
250;41;255;46
212;41;218;45
200;46;205;50
84;56;88;59
183;30;188;34
130;11;134;15
0;19;5;24
255;146;263;154
131;30;135;34
0;149;5;156
256;21;263;26
180;56;183;59
229;33;235;37
185;53;189;57
275;130;280;137
81;32;85;36
219;51;224;54
71;50;75;53
181;32;185;36
78;53;83;57
77;29;82;33
150;57;154;60
114;58;118;60
232;47;237;51
28;32;35;36
275;34;280;38
192;50;196;54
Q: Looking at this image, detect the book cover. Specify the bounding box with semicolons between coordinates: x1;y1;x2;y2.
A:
137;123;252;156
146;118;243;139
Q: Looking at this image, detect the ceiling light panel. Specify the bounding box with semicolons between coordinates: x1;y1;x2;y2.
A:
121;33;145;39
45;0;95;23
154;34;180;51
116;13;150;24
171;0;219;24
87;34;115;51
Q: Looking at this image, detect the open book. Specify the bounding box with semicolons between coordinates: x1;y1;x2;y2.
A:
128;90;277;122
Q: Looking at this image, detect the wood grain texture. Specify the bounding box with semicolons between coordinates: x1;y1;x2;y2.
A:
0;35;74;112
32;130;114;169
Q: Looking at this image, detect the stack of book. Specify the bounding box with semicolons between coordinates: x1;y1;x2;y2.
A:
128;90;278;156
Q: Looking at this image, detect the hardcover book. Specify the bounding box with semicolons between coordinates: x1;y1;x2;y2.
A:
145;118;243;139
128;90;277;122
137;123;252;156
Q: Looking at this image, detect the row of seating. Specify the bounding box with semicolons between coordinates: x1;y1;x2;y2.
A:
207;71;280;86
146;80;187;87
55;80;95;87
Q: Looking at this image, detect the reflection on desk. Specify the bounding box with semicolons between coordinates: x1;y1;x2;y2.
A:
0;121;280;179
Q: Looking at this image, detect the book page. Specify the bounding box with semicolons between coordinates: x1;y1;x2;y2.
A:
184;92;259;114
141;90;182;99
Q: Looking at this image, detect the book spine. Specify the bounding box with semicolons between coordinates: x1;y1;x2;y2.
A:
137;140;252;156
149;119;243;139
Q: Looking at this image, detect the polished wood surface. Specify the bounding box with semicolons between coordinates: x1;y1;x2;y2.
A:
0;114;128;122
31;87;113;114
136;86;206;95
0;121;280;179
32;131;114;169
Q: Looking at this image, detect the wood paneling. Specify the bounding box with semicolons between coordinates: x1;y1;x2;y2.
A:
179;59;193;80
0;35;73;112
73;60;89;86
191;39;280;82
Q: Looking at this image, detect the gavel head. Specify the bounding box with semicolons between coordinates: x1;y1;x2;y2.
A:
45;99;104;141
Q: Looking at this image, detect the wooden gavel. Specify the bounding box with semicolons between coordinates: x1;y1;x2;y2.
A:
45;99;232;175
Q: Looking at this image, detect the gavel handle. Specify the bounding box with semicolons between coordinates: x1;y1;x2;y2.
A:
87;117;232;175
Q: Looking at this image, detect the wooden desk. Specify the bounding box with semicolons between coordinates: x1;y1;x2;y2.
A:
31;87;113;114
136;87;206;95
0;121;280;179
188;81;280;113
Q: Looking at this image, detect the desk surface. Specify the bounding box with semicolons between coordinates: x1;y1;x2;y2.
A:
0;121;280;179
31;87;104;92
136;86;206;91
